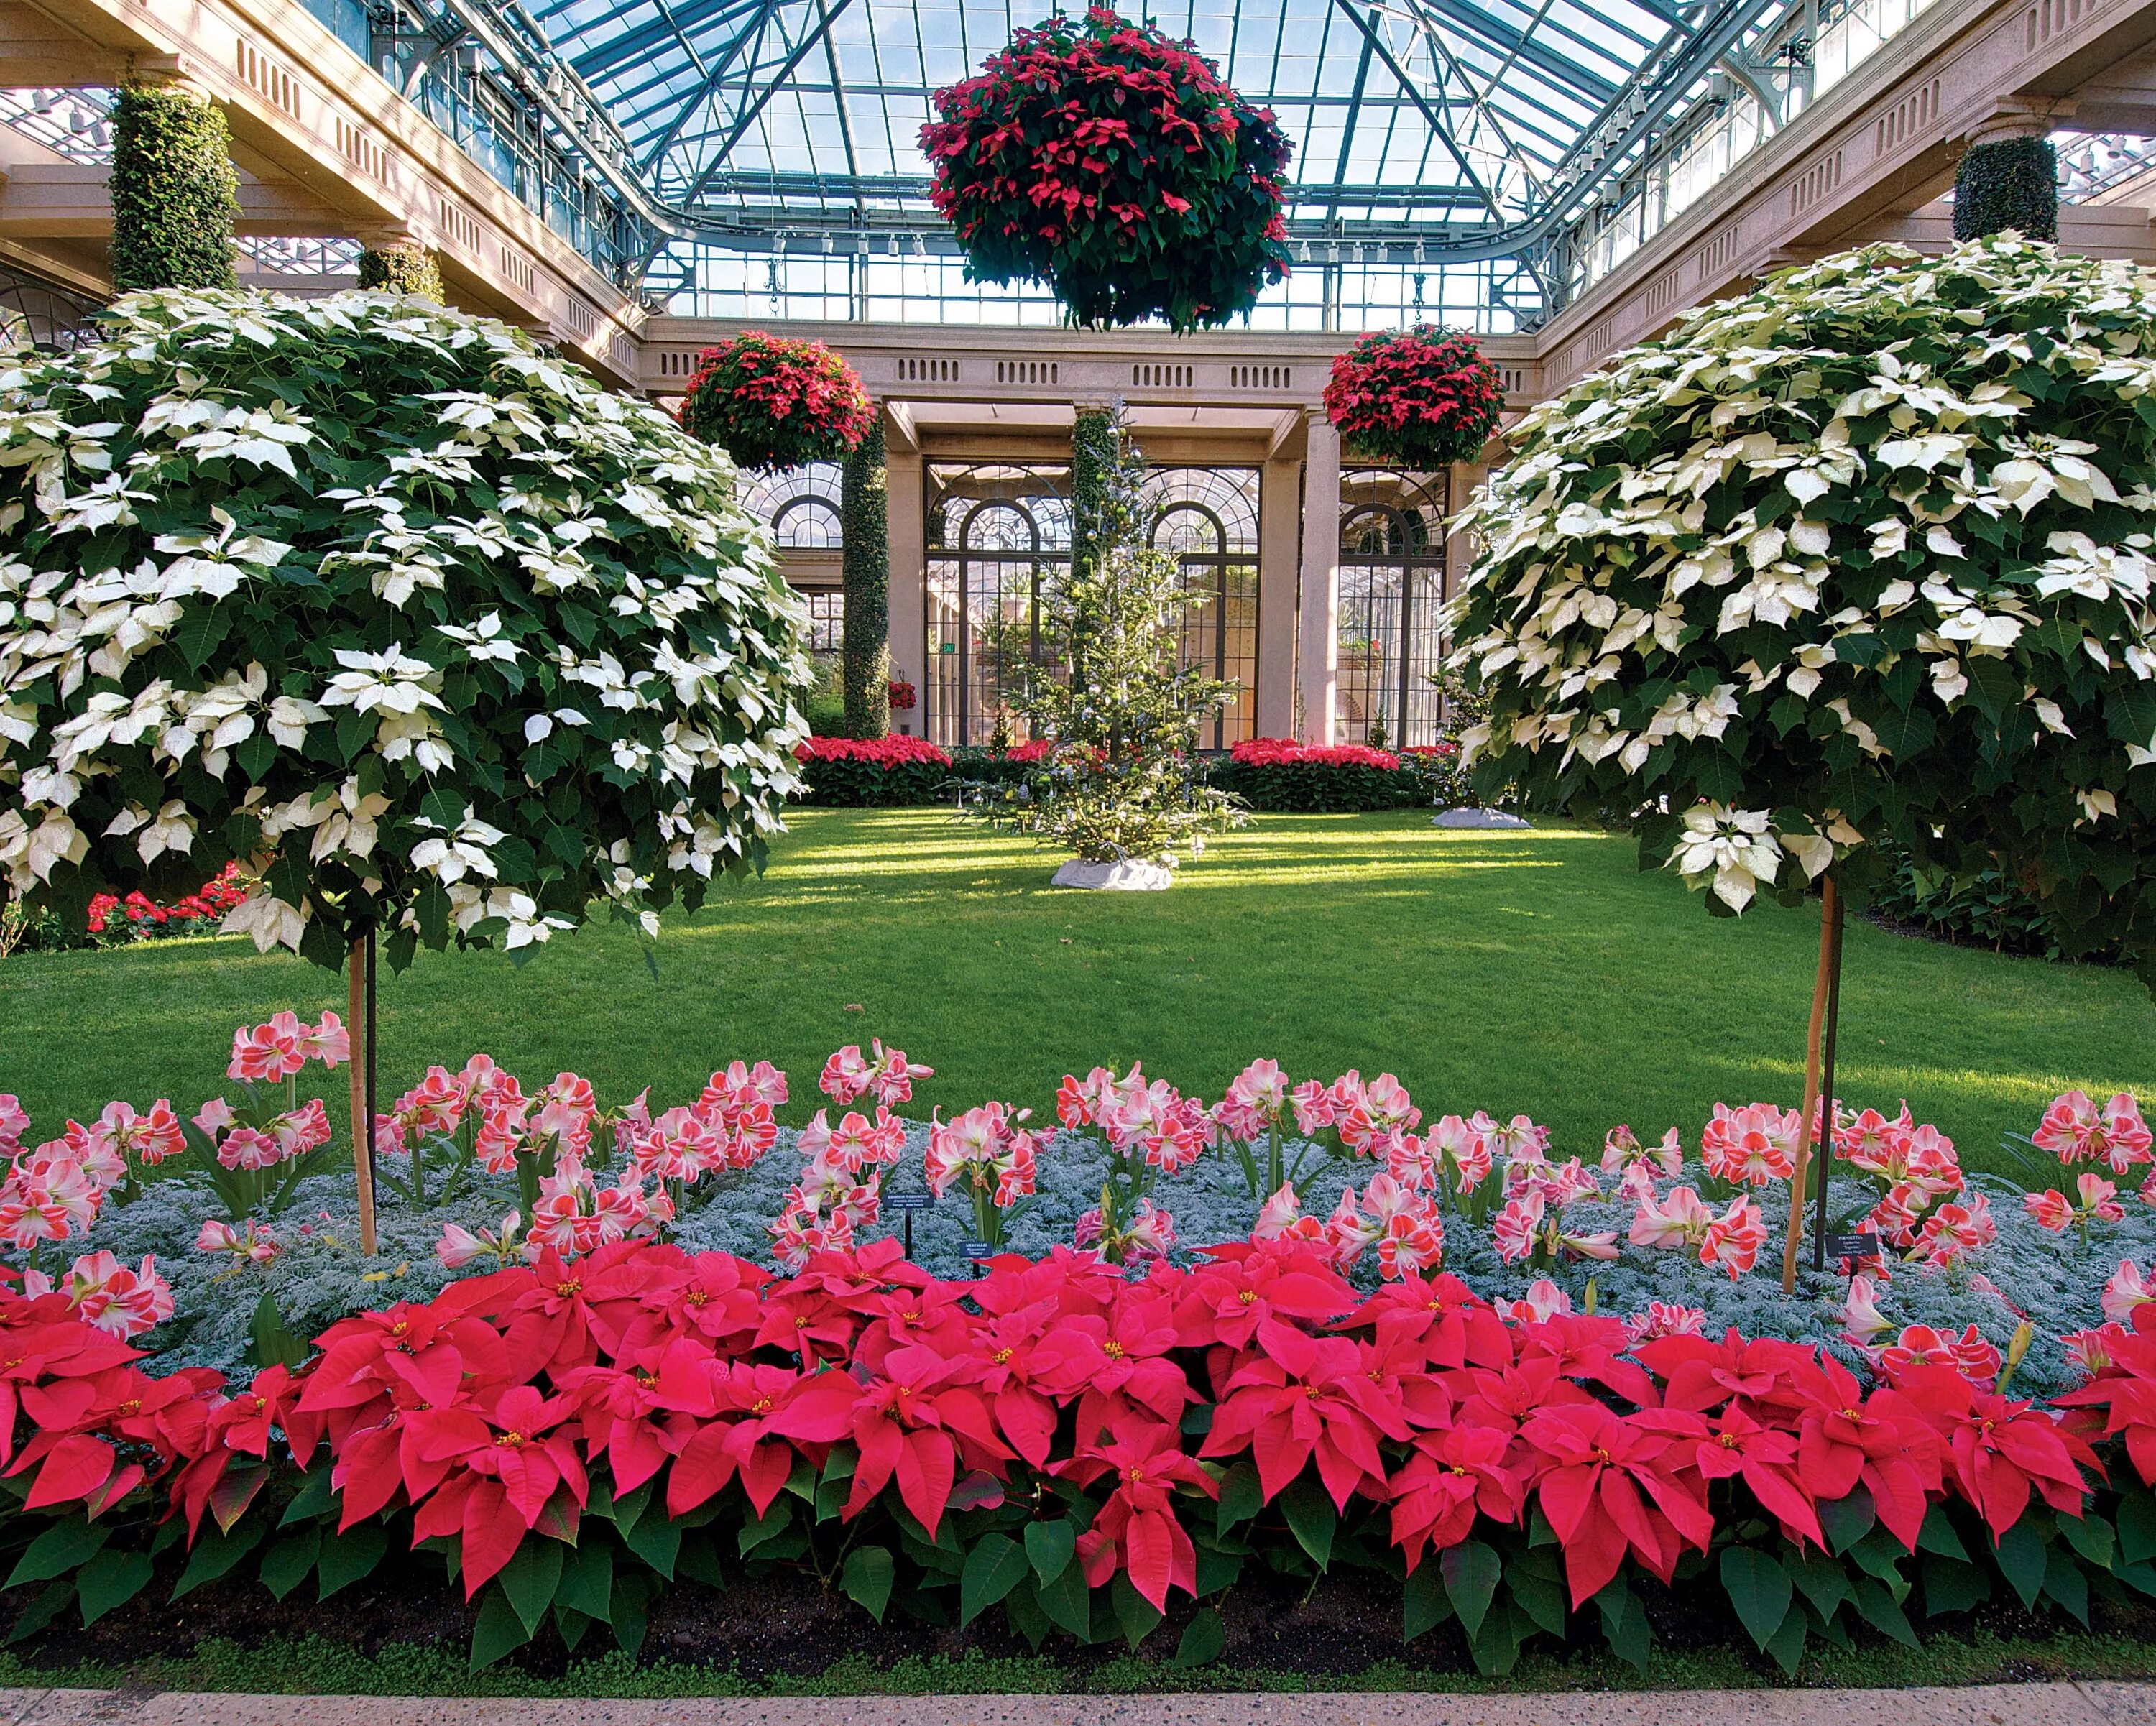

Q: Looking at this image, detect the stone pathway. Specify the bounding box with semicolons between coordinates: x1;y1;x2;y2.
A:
6;1688;2156;1726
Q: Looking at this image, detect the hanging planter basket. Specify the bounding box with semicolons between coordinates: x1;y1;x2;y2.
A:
676;332;874;471
921;5;1294;333
1323;323;1507;468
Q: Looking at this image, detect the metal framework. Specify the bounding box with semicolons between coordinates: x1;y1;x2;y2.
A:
0;0;2021;320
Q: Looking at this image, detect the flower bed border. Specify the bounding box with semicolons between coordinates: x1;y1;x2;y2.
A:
2;1235;2152;1681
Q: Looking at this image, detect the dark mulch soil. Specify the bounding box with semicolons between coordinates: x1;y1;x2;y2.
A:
8;1546;2156;1688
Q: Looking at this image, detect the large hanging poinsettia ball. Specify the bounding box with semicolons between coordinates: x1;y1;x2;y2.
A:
1447;236;2156;974
1325;324;1506;468
0;288;813;971
921;5;1293;333
676;332;874;472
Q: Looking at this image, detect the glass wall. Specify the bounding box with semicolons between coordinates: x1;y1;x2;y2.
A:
1141;469;1261;750
1336;469;1450;748
924;465;1074;748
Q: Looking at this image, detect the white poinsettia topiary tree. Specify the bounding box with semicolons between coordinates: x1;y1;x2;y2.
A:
0;287;812;967
1446;234;2156;1280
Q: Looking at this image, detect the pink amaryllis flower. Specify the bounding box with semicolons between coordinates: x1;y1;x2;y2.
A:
437;1212;531;1270
80;1100;188;1168
821;1039;933;1108
2033;1089;2154;1173
1215;1059;1290;1141
2104;1259;2156;1328
1625;1303;1708;1344
1496;1278;1572;1325
1912;1192;1996;1266
2025;1171;2125;1235
1838;1274;1893;1344
1429;1114;1493;1192
55;1250;172;1339
1602;1124;1683;1197
1699;1103;1800;1186
1698;1196;1766;1280
1869;1323;2002;1385
196;1217;280;1264
1628;1184;1713;1250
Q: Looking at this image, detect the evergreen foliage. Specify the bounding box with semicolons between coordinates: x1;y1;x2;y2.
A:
355;246;445;300
108;86;239;293
841;423;891;740
967;410;1242;865
1954;136;2059;242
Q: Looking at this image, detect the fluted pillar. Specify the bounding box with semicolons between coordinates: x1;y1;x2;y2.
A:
1296;412;1341;744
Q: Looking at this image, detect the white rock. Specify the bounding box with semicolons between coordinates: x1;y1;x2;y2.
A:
1051;857;1174;891
1433;806;1531;829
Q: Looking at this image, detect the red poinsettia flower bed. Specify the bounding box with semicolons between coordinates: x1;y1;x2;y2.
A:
1325;325;1506;469
3;1238;2150;1672
676;333;874;472
1230;739;1402;772
921;6;1293;333
86;862;249;942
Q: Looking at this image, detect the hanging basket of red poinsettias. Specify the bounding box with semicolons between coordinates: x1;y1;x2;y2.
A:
1323;323;1507;469
921;6;1294;334
676;331;874;472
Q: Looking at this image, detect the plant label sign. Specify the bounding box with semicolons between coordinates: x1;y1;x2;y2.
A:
1826;1232;1883;1261
885;1194;936;1212
959;1240;995;1259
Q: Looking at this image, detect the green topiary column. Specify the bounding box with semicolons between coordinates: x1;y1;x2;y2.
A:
1069;406;1120;590
357;245;446;300
841;421;890;740
1954;134;2058;242
109;86;239;292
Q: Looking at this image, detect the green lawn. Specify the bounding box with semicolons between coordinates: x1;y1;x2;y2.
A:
1;808;2149;1172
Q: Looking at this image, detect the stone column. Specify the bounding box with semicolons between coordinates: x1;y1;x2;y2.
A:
1296;412;1341;745
883;443;926;738
1256;451;1302;739
1443;460;1486;606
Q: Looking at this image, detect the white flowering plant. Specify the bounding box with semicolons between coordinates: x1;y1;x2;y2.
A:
1446;236;2156;981
0;288;812;969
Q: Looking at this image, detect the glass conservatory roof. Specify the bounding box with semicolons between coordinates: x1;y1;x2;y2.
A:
471;0;1802;269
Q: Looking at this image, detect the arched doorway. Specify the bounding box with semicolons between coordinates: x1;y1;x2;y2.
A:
1337;471;1450;747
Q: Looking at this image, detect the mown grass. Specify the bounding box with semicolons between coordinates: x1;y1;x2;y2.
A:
1;808;2150;1176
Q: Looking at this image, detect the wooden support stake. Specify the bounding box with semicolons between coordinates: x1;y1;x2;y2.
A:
346;935;378;1256
1782;875;1838;1293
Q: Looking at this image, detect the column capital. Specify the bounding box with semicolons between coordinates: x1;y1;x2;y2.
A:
351;221;424;253
1961;99;2072;149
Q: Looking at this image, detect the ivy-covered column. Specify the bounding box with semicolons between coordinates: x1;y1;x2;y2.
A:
1954;119;2058;241
109;84;239;292
842;420;890;740
357;242;446;300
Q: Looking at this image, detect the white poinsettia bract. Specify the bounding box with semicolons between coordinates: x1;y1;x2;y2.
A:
0;288;811;968
1446;236;2156;979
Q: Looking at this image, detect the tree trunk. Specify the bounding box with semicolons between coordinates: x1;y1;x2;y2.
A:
1782;875;1839;1291
346;936;379;1257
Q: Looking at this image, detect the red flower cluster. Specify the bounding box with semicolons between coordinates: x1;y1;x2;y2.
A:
85;862;249;941
676;333;874;473
796;736;954;767
8;1237;2129;1629
921;6;1292;333
887;679;918;713
1325;325;1506;469
1003;739;1054;764
1230;738;1402;772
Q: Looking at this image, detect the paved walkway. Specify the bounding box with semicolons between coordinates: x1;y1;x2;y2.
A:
6;1687;2156;1726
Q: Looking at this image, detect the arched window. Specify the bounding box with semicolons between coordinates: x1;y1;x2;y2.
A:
1142;467;1260;749
924;464;1072;747
738;463;844;545
1337;471;1450;747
